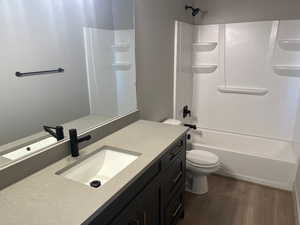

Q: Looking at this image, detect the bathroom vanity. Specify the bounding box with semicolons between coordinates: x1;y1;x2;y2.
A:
0;120;188;225
89;131;186;225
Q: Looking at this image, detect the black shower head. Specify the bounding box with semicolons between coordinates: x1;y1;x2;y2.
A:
192;8;200;16
185;5;203;17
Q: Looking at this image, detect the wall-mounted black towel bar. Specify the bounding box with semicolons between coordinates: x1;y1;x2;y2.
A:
15;68;64;77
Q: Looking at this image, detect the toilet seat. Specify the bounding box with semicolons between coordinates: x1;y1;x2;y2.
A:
187;160;220;169
186;150;220;168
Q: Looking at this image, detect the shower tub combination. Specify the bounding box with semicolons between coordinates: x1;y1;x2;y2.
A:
190;128;297;191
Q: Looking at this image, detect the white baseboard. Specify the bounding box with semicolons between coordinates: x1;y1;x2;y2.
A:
293;185;300;225
216;170;292;191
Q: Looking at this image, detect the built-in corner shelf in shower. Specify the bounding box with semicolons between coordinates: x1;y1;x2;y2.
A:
218;86;269;96
193;42;218;51
278;40;300;51
112;62;131;71
192;65;217;74
112;43;130;52
273;65;300;77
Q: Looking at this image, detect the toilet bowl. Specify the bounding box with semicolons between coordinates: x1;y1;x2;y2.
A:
163;119;221;195
186;150;220;194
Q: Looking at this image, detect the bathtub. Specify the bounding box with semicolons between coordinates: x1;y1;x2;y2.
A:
189;128;297;191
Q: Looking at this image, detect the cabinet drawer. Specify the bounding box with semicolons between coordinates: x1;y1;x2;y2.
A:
161;136;186;170
162;150;185;203
165;186;184;225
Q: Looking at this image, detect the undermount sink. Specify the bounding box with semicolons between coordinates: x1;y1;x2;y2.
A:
57;146;140;188
2;137;57;161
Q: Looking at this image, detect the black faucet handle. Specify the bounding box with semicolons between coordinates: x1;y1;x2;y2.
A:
78;135;92;143
184;124;197;130
55;126;64;141
183;105;192;118
43;125;64;141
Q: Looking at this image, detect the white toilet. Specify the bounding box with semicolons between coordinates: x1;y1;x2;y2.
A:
186;150;220;194
163;119;221;195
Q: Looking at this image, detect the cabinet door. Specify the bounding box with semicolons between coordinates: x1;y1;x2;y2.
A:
136;182;160;225
165;186;185;225
110;182;160;225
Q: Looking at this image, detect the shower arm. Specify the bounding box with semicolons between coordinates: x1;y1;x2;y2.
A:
185;5;207;16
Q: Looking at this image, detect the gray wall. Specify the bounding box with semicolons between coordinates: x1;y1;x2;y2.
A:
112;0;134;30
135;0;194;121
194;0;300;25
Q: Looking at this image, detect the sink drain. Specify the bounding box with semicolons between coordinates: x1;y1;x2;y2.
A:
90;180;101;188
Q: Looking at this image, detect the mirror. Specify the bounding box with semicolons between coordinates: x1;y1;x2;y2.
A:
0;0;137;167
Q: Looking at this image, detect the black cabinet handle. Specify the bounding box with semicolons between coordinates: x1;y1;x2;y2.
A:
172;203;183;217
170;149;182;160
169;139;184;159
177;140;184;147
172;171;183;184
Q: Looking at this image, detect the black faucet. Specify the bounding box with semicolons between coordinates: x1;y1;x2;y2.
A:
184;124;197;130
43;125;64;141
69;129;92;157
183;105;191;118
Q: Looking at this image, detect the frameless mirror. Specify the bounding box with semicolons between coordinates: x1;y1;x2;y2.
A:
0;0;137;167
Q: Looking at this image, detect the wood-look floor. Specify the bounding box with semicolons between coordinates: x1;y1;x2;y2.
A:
177;175;295;225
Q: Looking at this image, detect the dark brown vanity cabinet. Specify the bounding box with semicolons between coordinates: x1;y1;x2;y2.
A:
86;134;186;225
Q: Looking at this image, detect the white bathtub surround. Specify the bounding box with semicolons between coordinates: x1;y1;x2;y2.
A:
174;20;300;140
190;128;297;190
192;65;218;74
279;40;300;51
173;21;194;122
273;65;300;77
113;30;137;115
193;42;218;52
83;28;137;117
112;43;130;51
174;19;300;197
217;86;269;96
292;69;300;224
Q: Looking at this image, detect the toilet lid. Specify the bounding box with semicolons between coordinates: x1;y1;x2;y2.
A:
186;150;219;166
